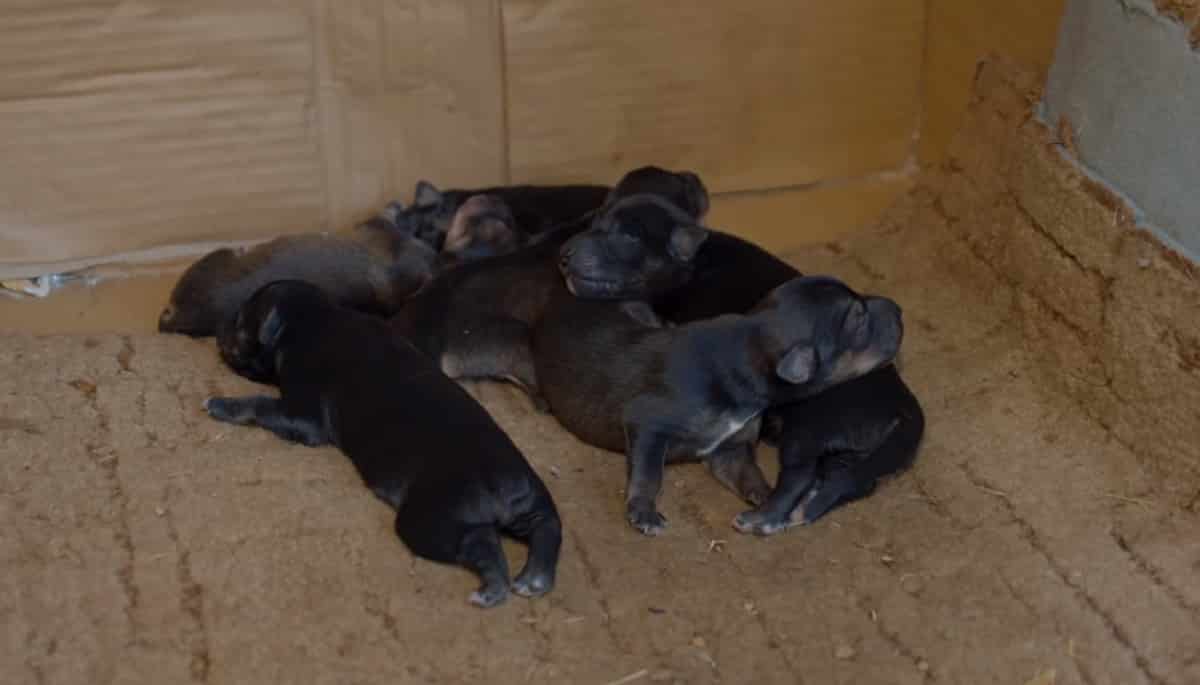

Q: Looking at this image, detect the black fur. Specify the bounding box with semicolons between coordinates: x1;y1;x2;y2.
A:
399;181;611;251
560;224;925;532
532;276;904;536
207;280;561;608
387;167;711;408
395;166;710;253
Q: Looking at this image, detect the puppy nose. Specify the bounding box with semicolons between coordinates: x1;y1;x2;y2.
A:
157;306;174;329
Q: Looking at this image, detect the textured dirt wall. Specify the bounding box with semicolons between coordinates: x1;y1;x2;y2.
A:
897;55;1200;506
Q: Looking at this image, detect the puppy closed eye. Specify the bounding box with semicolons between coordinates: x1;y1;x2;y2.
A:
841;302;869;345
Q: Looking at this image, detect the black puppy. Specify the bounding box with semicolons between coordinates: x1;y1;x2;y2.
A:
532;275;903;535
560;222;924;533
388;166;710;405
398;180;611;251
205;281;561;608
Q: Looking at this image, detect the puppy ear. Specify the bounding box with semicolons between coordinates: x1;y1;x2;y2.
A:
413;180;443;208
257;305;286;349
775;345;816;384
668;224;709;261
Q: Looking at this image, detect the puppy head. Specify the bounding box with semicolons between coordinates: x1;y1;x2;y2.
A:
216;280;327;384
438;194;524;267
752;276;904;396
387;180;460;251
159;247;242;336
558;193;709;299
606;166;710;220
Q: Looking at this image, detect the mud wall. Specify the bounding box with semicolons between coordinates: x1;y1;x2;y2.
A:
890;57;1200;504
1044;0;1200;259
919;0;1067;163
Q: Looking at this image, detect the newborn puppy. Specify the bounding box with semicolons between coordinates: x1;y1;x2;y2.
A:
435;194;525;269
158;216;434;337
532;275;903;535
389;166;709;405
560;222;924;532
398;180;611;251
206;280;561;608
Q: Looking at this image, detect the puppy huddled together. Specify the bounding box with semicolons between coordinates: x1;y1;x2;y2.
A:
161;166;924;608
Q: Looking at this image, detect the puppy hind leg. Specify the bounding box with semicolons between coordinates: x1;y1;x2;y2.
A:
456;526;512;608
442;319;547;412
506;508;562;598
801;457;877;525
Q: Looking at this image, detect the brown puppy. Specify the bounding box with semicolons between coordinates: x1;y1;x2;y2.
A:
436;194;525;269
158;218;435;337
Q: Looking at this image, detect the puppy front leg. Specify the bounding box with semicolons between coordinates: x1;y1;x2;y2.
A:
204;395;328;447
733;438;820;536
624;424;671;536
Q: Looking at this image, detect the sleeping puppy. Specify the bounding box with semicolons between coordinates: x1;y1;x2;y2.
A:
398;180;612;251
157;213;435;337
205;280;561;608
532;275;904;536
388;166;710;406
559;220;924;532
435;194;525;269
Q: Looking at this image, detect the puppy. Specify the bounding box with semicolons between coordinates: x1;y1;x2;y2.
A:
205;280;561;608
435;194;525;269
158;216;435;337
388;167;710;405
398;180;612;251
559;222;924;532
532;275;904;535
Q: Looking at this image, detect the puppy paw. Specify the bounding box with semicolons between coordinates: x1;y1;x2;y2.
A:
511;571;554;599
626;509;668;536
203;396;236;422
743;486;771;507
469;583;510;609
732;509;793;536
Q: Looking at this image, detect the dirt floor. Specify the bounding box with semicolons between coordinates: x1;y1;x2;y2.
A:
3;218;1197;685
4;60;1200;685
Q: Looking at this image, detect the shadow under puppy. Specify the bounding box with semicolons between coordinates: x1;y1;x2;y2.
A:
205;280;561;608
158;208;435;337
559;214;924;532
389;166;710;406
533;265;904;536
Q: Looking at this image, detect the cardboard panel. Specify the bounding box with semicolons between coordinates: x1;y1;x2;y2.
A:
707;175;914;254
0;2;324;270
312;0;506;231
502;0;923;193
0;1;504;276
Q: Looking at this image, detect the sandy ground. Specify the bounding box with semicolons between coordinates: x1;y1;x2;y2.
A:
4;206;1199;685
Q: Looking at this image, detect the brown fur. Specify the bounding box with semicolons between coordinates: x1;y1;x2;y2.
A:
158;223;435;337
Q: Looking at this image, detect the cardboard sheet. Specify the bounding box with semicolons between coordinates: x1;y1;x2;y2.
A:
502;0;923;193
0;1;504;277
0;1;920;277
